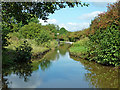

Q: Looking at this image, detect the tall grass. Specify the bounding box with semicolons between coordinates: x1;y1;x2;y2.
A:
69;37;90;58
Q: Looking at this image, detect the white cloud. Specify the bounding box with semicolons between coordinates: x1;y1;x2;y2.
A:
80;0;117;2
39;19;57;25
79;11;103;21
39;18;90;32
59;22;90;32
66;11;104;31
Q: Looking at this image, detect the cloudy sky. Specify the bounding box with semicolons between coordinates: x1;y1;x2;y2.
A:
39;0;117;32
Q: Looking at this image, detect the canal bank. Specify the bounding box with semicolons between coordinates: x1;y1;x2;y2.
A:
2;44;118;88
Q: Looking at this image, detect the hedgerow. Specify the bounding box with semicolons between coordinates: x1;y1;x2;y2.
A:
88;2;120;66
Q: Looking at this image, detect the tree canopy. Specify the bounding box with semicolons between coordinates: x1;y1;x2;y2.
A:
1;1;89;48
2;2;89;25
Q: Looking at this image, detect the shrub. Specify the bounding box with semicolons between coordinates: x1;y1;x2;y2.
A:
88;24;120;66
35;30;51;45
15;40;33;62
19;22;42;39
2;22;11;49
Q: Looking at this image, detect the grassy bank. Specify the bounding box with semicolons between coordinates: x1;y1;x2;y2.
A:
69;37;90;58
3;32;58;66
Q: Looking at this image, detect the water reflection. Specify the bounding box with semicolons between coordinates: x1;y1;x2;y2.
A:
12;63;32;82
37;44;70;71
2;62;33;88
2;44;118;88
70;56;119;88
2;44;70;88
39;59;51;71
58;44;70;56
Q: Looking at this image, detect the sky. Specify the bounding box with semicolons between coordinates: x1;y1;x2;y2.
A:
39;0;118;32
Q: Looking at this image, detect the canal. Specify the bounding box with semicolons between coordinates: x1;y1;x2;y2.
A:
2;44;118;88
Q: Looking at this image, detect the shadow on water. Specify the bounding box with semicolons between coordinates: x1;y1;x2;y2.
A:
2;62;33;89
70;56;119;88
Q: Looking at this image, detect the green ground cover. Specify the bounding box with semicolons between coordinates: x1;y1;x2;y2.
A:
69;37;90;58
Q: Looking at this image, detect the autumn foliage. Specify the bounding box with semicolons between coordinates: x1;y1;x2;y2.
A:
88;2;120;66
90;2;120;34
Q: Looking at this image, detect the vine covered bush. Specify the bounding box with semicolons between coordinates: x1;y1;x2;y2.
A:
87;2;120;66
88;24;120;66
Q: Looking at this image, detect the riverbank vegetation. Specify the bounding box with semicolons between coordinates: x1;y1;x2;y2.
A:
69;2;120;66
2;2;89;68
2;20;59;66
69;37;90;58
2;2;120;67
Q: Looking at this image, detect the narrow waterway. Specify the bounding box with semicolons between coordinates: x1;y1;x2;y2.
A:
2;44;118;88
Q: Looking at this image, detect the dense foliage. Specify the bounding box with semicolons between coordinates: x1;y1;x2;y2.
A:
88;24;120;66
90;2;120;34
59;27;68;35
19;22;60;44
68;28;90;42
2;2;89;24
15;40;32;62
1;22;10;48
35;30;51;45
2;2;88;48
88;2;120;66
19;22;43;39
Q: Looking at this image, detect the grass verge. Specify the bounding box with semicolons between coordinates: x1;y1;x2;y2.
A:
69;37;90;58
3;33;58;66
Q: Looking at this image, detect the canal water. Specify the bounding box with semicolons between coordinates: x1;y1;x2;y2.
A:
2;44;118;88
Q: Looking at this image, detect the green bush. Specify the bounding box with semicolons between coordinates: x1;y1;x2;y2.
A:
35;30;51;45
2;22;10;48
15;40;33;62
88;24;120;66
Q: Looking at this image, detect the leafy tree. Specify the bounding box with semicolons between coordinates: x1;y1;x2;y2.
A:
2;2;89;25
1;1;89;48
59;27;68;34
28;17;39;24
35;30;51;45
1;21;10;48
19;22;43;39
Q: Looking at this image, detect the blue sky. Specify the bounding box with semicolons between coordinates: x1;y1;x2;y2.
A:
39;0;117;32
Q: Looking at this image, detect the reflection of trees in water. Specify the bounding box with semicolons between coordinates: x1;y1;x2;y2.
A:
59;44;70;56
70;56;118;88
2;44;71;88
39;59;51;71
43;49;59;61
36;44;71;71
2;76;11;89
2;62;33;89
12;62;33;82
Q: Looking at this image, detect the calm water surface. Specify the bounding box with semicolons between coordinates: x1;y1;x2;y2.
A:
2;44;118;88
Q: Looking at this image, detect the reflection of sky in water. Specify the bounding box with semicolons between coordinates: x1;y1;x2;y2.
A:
5;50;93;88
3;44;118;88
